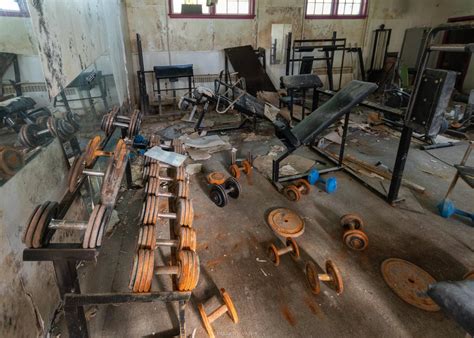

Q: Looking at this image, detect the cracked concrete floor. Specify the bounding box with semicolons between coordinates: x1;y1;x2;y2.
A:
75;122;473;338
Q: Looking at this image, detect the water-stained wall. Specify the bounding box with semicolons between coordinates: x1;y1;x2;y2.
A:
126;0;474;98
27;0;132;104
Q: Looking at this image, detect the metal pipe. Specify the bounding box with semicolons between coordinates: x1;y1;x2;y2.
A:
113;121;129;129
157;212;177;220
428;43;474;53
83;169;105;177
155;266;179;275
155;239;179;247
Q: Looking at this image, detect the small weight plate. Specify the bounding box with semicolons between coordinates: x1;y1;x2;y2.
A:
283;185;301;202
185;200;194;226
198;303;214;338
268;244;280;266
84;136;102;167
326;260;344;295
139;249;151;292
241;160;252;176
129;251;140;290
224;177;241;199
177;250;190;291
210;184;228;207
286;237;300;260
179;227;196;251
381;258;439;312
83;205;101;249
229;164;241;179
88;204;106;249
0;147;23;176
138;225;147;248
343;229;369;251
32;201;59;248
267;208;305;238
295;179;311;195
207;172;226;185
68;154;86;192
305;261;321;295
23;204;44;248
100;141;128;207
340;213;364;230
96;207;112;247
143;249;154;292
133;249;146;293
221;288;239;323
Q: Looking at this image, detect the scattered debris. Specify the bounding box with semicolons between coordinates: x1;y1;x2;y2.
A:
256;258;267;263
187;148;211;161
260;268;268;277
186;163;202;175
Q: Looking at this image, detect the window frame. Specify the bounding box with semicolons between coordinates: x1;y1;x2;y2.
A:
168;0;256;19
0;0;29;17
305;0;368;19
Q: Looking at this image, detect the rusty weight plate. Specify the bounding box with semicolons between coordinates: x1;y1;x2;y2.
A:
381;258;440;312
267;208;305;238
100;140;128;207
84;136;102;167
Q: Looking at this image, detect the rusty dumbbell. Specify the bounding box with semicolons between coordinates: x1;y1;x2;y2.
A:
101;107;142;139
283;179;311;202
229;150;252;179
141;195;193;227
129;249;200;293
209;177;241;207
144;176;190;200
340;213;369;251
138;225;196;252
198;288;239;338
143;162;186;183
268;237;300;266
305;260;344;295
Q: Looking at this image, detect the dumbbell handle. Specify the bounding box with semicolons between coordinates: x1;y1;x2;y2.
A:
277;246;293;256
95;150;113;157
207;304;229;323
37;129;50;136
318;273;332;282
155;239;179;247
156;191;176;198
113;121;129;129
157;212;177;220
83;169;105;177
116;115;131;122
155;265;179;275
49;219;88;231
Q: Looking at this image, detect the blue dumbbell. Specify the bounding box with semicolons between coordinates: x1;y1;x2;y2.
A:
437;199;474;222
307;169;338;194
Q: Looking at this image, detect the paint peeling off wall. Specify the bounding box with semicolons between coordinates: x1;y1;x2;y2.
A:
26;0;131;104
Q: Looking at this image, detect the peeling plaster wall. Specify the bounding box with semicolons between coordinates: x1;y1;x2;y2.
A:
0;140;85;337
126;0;474;101
26;0;131;105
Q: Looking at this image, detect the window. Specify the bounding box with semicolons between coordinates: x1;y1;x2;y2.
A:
0;0;29;17
169;0;255;19
305;0;367;19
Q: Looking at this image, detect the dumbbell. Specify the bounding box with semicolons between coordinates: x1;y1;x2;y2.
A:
198;288;239;338
268;237;300;266
141;195;194;227
282;179;311;202
22;201;111;249
143;162;186;182
68;139;127;192
138;225;196;251
129;249;200;292
229;150;252;179
438;199;474;222
0;146;24;180
66;111;81;131
209;177;241;207
305;260;344;295
145;176;190;199
18;117;76;148
82;135;115;167
307;168;338;194
340;213;369;251
148;135;185;155
101;107;142;139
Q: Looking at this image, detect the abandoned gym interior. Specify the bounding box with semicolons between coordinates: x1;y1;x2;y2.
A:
1;0;474;337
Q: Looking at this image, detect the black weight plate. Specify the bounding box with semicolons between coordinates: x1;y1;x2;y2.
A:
224;177;241;199
210;184;228;207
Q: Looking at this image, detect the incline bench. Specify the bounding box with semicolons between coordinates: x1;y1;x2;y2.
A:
272;80;378;189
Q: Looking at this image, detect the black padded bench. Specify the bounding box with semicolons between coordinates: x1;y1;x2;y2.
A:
272;80;378;186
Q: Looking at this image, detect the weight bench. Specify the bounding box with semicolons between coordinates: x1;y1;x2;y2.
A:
272;80;378;188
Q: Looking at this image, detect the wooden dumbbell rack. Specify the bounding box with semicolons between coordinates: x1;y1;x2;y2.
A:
21;129;147;338
129;150;195;337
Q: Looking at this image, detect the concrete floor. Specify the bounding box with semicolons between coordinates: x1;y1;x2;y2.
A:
76;116;473;338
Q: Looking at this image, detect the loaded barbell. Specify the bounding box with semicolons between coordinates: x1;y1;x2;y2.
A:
138;225;196;252
268;237;300;266
18;117;76;148
305;260;344;295
101;107;142;139
22;201;111;249
340;213;369;251
198;288;239;338
283;179;311;202
209;177;241;208
129;249;200;292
